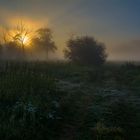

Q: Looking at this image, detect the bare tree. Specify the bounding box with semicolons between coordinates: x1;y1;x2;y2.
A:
12;22;31;54
0;22;32;60
0;27;9;44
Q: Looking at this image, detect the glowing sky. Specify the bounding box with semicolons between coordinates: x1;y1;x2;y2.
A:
0;0;140;61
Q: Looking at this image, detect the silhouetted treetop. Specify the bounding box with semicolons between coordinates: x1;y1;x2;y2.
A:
64;36;107;65
32;28;57;54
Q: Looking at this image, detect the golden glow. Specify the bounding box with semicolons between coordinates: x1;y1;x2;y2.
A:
21;35;30;46
8;17;47;30
1;17;48;48
8;29;32;47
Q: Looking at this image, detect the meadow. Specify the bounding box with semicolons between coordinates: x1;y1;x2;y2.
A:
0;61;139;140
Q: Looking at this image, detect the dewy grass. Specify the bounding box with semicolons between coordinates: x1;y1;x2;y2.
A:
0;61;139;140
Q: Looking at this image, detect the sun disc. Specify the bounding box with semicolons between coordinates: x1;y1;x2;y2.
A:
21;36;30;45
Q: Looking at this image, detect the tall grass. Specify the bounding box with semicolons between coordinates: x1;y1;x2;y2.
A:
0;61;139;140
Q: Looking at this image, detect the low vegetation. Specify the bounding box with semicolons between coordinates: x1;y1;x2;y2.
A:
0;61;139;140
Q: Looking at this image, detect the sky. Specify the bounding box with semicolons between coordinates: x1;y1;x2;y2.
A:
0;0;140;61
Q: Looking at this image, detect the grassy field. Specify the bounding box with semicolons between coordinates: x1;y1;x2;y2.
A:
0;61;139;140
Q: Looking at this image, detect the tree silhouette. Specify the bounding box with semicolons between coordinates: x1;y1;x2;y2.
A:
0;22;31;60
0;42;2;59
12;22;31;54
64;36;107;65
32;28;57;59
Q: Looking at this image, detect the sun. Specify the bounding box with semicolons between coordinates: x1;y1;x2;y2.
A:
21;35;30;46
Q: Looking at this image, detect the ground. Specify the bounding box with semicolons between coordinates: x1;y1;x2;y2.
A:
0;61;139;140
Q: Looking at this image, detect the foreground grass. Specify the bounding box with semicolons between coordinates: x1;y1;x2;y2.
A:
0;61;140;140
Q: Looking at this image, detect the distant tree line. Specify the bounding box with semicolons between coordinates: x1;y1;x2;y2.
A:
0;23;107;65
